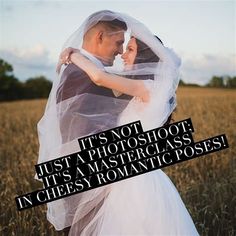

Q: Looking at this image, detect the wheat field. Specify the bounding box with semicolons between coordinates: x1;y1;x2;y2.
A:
0;87;235;236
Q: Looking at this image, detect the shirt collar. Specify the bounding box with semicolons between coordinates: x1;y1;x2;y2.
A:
80;48;104;69
80;49;122;98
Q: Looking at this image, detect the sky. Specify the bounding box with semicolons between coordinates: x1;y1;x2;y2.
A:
0;0;235;85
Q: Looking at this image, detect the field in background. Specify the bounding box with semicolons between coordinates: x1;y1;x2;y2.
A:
0;87;235;236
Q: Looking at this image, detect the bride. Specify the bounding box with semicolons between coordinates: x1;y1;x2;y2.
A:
37;10;199;235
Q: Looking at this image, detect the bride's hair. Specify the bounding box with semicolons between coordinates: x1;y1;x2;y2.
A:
130;35;174;126
133;35;163;65
129;35;163;81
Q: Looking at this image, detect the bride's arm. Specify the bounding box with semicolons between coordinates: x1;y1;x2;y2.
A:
70;52;150;102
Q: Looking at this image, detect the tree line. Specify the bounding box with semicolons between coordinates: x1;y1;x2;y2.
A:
179;76;236;88
0;59;52;101
0;58;235;102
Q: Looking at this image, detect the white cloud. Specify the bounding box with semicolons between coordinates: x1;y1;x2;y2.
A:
181;53;236;85
0;44;56;81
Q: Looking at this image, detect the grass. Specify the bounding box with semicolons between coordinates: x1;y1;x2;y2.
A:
0;87;235;236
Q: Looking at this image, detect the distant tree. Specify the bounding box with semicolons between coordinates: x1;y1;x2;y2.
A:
225;76;236;88
0;58;23;101
23;76;52;99
178;79;201;87
208;76;224;88
179;79;185;86
186;83;201;87
0;58;13;76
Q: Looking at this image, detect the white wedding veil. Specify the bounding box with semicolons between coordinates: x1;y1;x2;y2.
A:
35;10;181;235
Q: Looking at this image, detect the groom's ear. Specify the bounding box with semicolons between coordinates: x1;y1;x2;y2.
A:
96;30;104;44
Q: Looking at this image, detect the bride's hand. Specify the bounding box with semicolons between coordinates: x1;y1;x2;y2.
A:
141;89;150;103
135;81;150;103
60;47;80;64
56;47;80;74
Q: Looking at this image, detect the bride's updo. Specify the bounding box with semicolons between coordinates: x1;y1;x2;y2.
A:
129;35;163;81
133;35;163;64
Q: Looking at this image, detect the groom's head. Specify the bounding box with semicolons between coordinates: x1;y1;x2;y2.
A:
82;11;127;66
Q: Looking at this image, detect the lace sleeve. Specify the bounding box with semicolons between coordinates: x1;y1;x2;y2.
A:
112;89;123;97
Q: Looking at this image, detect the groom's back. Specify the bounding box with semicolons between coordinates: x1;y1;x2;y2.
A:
56;64;115;103
56;64;131;143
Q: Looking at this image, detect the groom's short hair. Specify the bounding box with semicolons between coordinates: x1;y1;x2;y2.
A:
84;10;127;36
97;19;127;32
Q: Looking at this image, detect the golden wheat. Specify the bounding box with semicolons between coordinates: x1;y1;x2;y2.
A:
0;87;235;236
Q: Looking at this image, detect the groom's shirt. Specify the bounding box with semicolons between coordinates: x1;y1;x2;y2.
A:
80;48;104;70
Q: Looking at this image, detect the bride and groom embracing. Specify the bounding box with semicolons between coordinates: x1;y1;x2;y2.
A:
36;10;199;236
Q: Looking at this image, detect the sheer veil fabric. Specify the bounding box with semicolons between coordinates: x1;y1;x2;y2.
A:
35;10;199;235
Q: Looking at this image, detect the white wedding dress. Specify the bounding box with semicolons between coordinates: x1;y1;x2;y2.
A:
67;90;199;236
97;171;198;236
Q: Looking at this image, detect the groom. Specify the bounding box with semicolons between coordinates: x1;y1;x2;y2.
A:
55;11;130;235
56;10;131;143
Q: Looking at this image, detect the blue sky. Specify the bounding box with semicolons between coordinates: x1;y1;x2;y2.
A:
0;0;235;85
